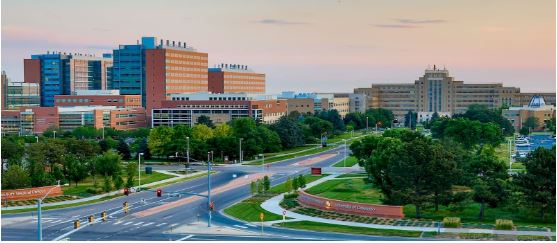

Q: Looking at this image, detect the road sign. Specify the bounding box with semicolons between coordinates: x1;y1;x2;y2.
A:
282;210;286;216
259;212;264;221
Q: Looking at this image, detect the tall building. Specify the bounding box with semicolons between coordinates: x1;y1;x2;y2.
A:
112;37;209;111
208;64;265;93
354;66;556;122
24;52;112;107
1;71;40;110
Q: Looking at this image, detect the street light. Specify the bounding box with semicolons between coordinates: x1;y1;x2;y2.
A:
35;136;39;143
366;116;369;132
343;139;347;167
259;154;265;172
186;137;190;174
138;153;144;191
207;151;212;227
37;180;60;241
239;138;243;164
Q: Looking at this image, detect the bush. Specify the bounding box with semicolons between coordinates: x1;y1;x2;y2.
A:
495;219;513;230
443;217;461;228
284;192;299;199
85;187;103;194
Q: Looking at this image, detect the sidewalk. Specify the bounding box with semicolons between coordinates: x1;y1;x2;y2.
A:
2;170;206;211
260;175;556;237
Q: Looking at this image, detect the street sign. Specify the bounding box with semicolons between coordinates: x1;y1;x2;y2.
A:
311;167;322;175
259;212;264;221
282;210;286;216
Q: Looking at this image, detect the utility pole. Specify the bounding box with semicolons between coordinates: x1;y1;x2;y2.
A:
138;153;143;190
343;139;347;167
207;152;212;227
186;137;190;175
239;138;243;164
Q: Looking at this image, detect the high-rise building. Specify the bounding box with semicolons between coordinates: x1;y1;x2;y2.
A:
208;64;265;93
24;52;112;107
2;71;40;110
354;66;556;122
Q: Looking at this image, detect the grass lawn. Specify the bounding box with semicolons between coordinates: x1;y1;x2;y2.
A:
305;178;383;204
246;146;338;165
277;221;422;238
224;199;284;222
269;174;329;193
494;137;512;165
335;173;367;178
332;156;358;167
511;162;525;170
143;172;213;189
263;145;317;157
62;171;175;197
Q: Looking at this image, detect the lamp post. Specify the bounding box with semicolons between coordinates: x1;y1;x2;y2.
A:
343;139;347;167
138;153;144;190
366;116;369;132
207;151;212;227
186;137;190;174
37;180;60;241
239;138;243;164
35;136;39;143
259;154;265;172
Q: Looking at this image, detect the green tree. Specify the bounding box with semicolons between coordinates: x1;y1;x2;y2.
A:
457;104;514;136
1;137;25;166
513;147;556;220
519;127;530;136
231;118;263;158
126;162;137;188
469;146;508;220
64;154;88;186
257;126;282;152
304;116;334;138
404;111;418;129
250;181;256;195
545;117;556;134
113;175;124;190
256;179;263;194
117;139;132;160
316;109;345;133
428;142;461;211
292;176;299;190
214;123;232;137
263;175;271;192
1;165;31;189
192;124;214;142
523;116;540;130
285;177;293;192
343;112;365;130
196;115;215;128
72;126;99;139
271;116;305;148
298;175;307;188
103;176;113;192
148;126;174;157
96;150;123;178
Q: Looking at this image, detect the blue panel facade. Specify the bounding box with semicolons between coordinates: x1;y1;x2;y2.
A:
111;45;145;105
31;54;70;107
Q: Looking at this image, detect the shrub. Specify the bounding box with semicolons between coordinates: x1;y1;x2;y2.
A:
284;192;299;199
443;217;461;228
495;219;513;230
86;187;103;195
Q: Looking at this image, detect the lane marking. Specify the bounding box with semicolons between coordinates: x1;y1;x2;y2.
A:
133;221;144;226
114;221;123;225
155;223;167;227
176;234;194;241
143;222;154;227
245;223;256;227
123;221;133;226
233;224;248;229
170;223;179;228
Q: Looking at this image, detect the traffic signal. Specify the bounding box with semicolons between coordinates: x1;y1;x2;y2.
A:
156;188;162;197
88;215;95;223
124;188;129;196
74;220;80;229
123;201;129;214
209;201;215;211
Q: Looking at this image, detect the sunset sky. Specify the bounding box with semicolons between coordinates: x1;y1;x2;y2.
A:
2;0;555;92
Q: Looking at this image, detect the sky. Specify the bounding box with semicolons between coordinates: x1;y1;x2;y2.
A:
1;0;555;93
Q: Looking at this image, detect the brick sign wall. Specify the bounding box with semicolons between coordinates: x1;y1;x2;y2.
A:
1;186;62;201
297;190;404;218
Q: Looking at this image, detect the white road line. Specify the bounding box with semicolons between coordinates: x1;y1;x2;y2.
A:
244;223;256;227
170;223;179;228
176;235;194;241
155;223;167;227
114;221;123;225
143;222;154;226
50;219;62;224
133;222;144;226
123;221;134;226
233;224;248;229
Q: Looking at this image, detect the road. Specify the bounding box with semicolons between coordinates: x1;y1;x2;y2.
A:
1;145;396;241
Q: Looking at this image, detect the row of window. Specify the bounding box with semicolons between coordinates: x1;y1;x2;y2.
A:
165;53;207;60
165;60;206;66
223;75;264;80
166;73;207;78
165;66;206;72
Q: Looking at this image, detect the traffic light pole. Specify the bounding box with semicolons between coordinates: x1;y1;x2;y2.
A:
207;152;212;227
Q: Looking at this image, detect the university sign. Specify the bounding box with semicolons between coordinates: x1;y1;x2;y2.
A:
297;191;404;218
1;186;62;201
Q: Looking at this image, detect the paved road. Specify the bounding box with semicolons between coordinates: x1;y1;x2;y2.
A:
1;145;376;241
